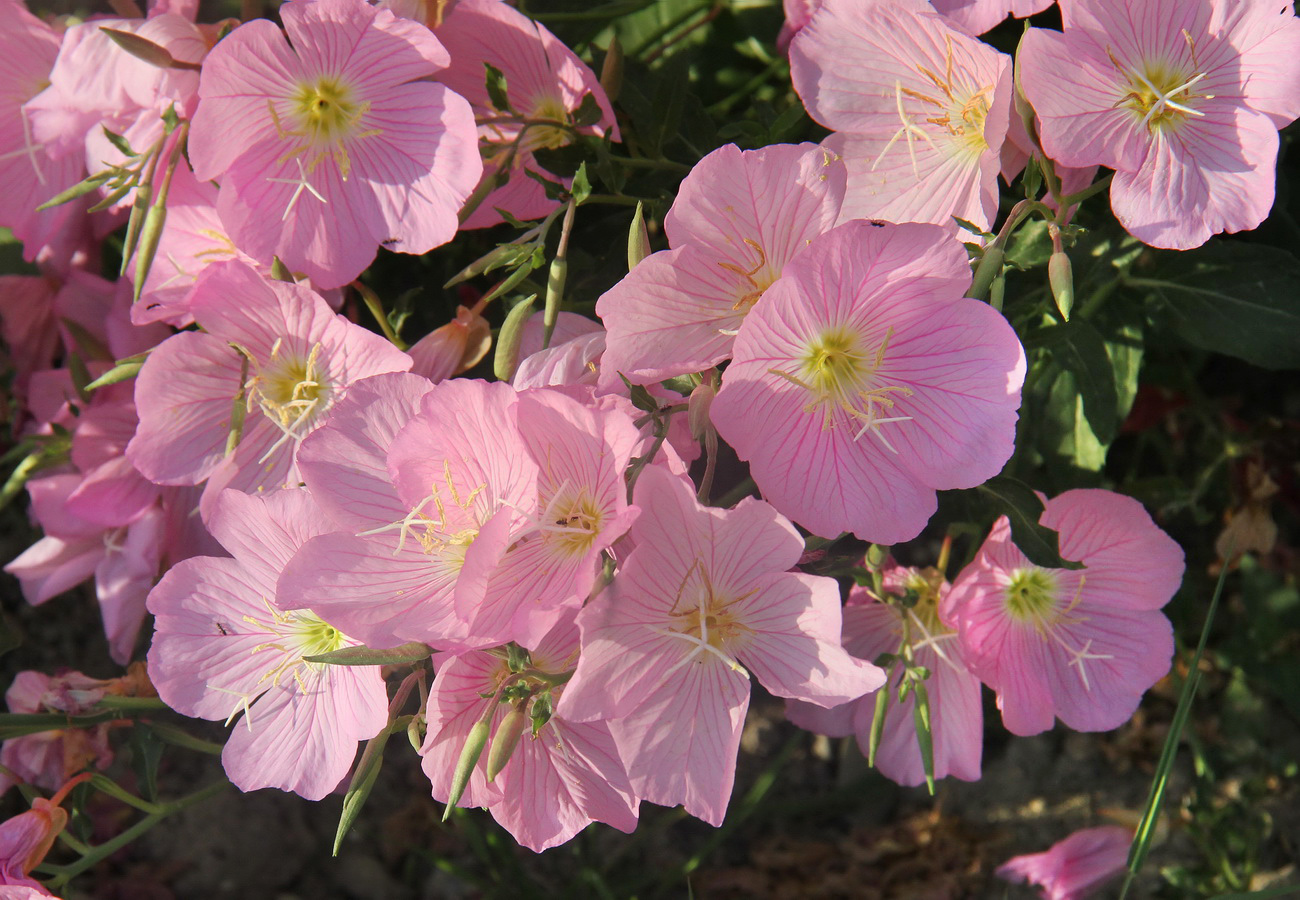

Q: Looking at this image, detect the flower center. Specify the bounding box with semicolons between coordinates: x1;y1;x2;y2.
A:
1113;52;1209;132
292;77;364;146
654;560;754;677
771;324;914;451
521;94;574;153
538;482;605;558
1003;567;1060;623
245;340;330;462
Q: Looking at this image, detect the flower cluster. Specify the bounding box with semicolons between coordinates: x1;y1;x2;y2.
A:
5;0;1287;887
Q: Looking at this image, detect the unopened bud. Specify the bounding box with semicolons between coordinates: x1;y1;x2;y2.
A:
409;306;491;383
1048;250;1074;321
628;202;651;272
444;717;490;821
600;37;624;103
688;382;716;442
485;704;529;783
493;294;536;382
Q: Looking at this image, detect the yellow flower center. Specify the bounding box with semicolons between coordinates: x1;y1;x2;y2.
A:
771;324;914;451
292;77;365;146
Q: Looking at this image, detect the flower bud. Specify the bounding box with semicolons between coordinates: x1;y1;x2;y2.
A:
486;704;529;783
443;717;490;821
1048;250;1074;321
408;306;491;383
628;202;651;272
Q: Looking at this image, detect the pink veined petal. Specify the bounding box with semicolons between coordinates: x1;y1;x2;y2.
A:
5;534;103;607
663;141;846;270
931;0;1053;36
997;824;1133;900
609;655;750;827
65;457;159;529
146;557;287;720
281;0;450;82
490;718;638;852
216;139;384;288
596;246;758;389
1044;606;1174;733
343;82;481;254
296;372;437;532
560;585;703;723
95;508;165;664
126;331;242;485
1044;490;1185;612
732;571;886;706
387;380;536;522
1109;104;1280;250
1017;27;1151;173
220;665;387;801
206;489;333;586
277;532;468;649
420;650;509;812
188;19;301;181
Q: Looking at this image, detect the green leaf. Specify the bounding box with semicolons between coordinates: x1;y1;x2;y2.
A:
130;723;165;802
571;92;603;128
1130;241;1300;369
35;170;113;211
522;167;568;202
1027;320;1119;444
974;475;1084;569
569;162;592;206
303;641;431;666
1003;217;1055;266
1043;368;1109;473
483;62;511;114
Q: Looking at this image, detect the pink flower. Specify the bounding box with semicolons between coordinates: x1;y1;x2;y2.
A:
279;377;537;649
559;465;883;825
420;612;638;851
429;0;617;228
147;488;388;800
710;220;1025;544
5;474;165;665
189;0;481;287
597;142;845;390
1018;0;1300;249
25;13;204;219
127;260;411;505
0;8;87;262
932;0;1055;37
787;570;982;787
997;825;1134;900
943;489;1185;736
790;0;1012;231
0;672;115;796
0;774;87;893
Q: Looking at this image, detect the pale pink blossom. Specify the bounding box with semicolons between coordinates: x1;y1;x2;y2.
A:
0;7;88;260
787;570;982;787
188;0;481;287
126;260;411;505
1018;0;1300;249
559;465;884;825
0;776;85;894
710;220;1025;544
997;825;1134;900
430;0;617;228
0;672;114;796
790;0;1012;231
279;378;536;650
597;142;845;390
420;612;638;851
943;489;1185;736
5;473;165;664
25;14;204;190
147;488;388;800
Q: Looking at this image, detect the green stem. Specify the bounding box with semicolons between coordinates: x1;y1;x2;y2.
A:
1059;172;1114;210
45;781;228;889
95;696;166;712
708;57;785;116
713;476;756;508
89;774;163;815
604;154;692;174
146;721;224;755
